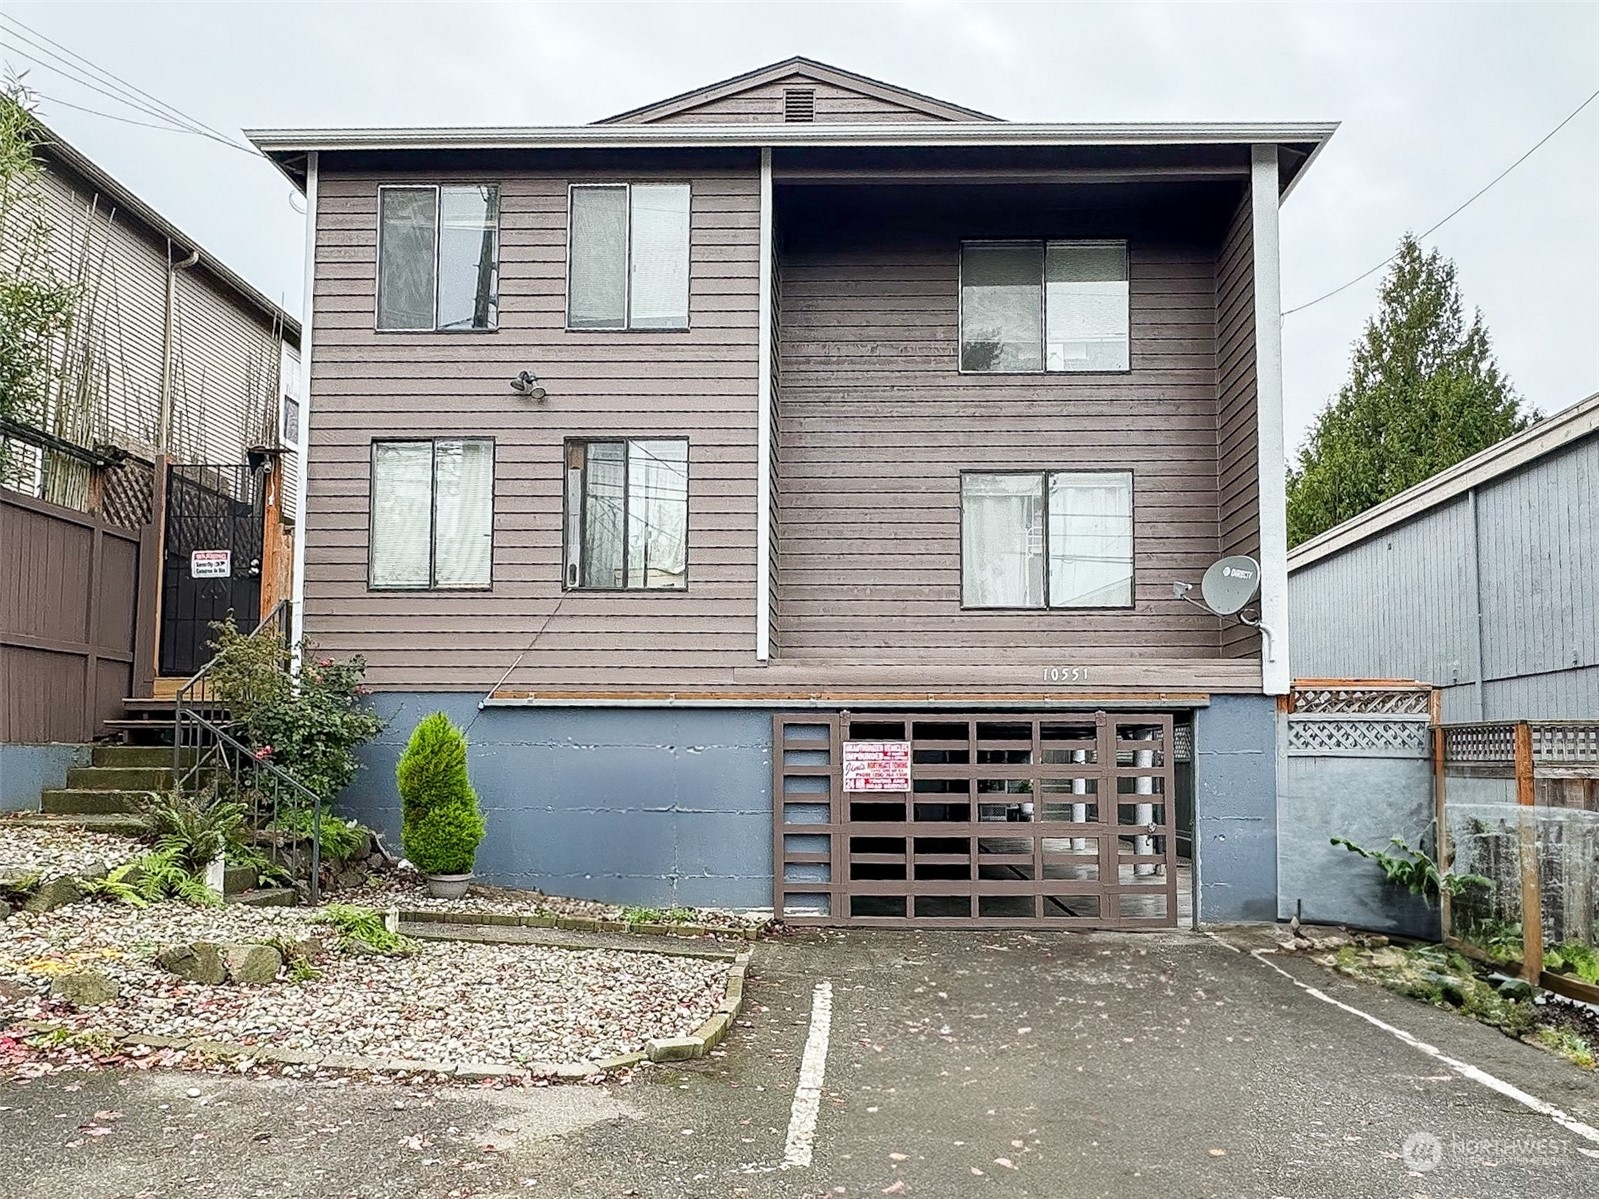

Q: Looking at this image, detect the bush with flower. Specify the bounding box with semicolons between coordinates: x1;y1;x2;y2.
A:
206;617;384;803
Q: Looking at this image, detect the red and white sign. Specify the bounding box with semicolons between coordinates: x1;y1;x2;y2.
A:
190;549;231;579
842;740;912;792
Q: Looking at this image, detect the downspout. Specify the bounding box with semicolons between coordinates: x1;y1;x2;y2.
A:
158;243;201;452
1468;485;1487;720
290;153;318;667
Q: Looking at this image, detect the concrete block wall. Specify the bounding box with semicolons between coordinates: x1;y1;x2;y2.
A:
343;697;775;909
0;743;90;811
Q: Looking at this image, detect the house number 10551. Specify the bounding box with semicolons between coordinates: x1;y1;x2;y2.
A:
1042;667;1091;683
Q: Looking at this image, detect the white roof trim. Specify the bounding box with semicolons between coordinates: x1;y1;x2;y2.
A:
1288;392;1599;571
246;120;1336;156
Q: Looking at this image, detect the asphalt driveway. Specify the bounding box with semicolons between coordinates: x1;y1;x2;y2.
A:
3;928;1597;1198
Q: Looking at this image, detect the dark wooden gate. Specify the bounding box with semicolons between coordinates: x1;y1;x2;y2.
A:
158;463;264;677
774;711;1178;928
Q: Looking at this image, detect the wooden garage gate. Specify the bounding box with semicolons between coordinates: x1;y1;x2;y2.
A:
774;711;1178;928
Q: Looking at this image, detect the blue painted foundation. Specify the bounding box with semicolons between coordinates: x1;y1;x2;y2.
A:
1192;695;1280;924
342;696;775;909
1;743;90;811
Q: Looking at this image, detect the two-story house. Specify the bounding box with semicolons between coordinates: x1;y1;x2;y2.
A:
250;58;1334;926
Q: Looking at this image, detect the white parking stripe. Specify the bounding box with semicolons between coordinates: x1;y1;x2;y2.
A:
1251;949;1599;1148
781;979;834;1170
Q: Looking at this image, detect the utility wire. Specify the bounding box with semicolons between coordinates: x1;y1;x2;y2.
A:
1283;86;1599;318
28;89;256;146
0;12;242;145
1;17;259;156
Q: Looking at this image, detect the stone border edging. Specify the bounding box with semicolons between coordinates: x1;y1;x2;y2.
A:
394;908;766;941
7;947;755;1082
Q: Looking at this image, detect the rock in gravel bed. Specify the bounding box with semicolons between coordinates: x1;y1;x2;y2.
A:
155;942;226;985
1;897;730;1068
0;824;144;879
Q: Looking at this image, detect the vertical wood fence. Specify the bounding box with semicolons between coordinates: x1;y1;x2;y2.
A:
0;488;149;742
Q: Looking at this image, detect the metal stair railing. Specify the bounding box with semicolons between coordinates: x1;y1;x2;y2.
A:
172;601;323;903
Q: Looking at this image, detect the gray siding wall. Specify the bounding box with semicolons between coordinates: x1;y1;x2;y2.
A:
1290;436;1598;720
1214;196;1260;658
773;221;1261;690
306;162;762;692
31;161;294;481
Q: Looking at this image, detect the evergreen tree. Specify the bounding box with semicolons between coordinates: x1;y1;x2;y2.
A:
1286;235;1533;546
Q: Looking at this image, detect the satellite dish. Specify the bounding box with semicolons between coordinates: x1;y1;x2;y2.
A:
1200;555;1261;616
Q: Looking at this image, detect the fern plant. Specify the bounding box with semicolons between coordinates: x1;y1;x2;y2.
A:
78;861;148;908
132;846;223;907
315;904;419;957
139;787;246;873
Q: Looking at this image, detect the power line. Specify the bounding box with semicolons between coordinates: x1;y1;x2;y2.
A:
0;16;259;156
0;12;241;145
29;90;258;148
1283;86;1599;318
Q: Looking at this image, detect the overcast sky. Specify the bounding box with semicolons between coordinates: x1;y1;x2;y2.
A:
4;1;1596;451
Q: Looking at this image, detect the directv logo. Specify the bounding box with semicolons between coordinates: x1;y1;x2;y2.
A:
1222;566;1255;580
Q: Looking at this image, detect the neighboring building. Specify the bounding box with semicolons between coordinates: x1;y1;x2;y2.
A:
1290;392;1598;723
1;113;302;795
250;57;1336;924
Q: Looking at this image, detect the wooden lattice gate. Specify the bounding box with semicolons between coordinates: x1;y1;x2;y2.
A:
774;711;1178;928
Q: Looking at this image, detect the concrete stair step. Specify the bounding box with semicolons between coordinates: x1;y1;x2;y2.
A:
223;863;258;896
93;745;196;769
41;789;150;815
67;766;173;791
226;886;297;908
3;812;149;836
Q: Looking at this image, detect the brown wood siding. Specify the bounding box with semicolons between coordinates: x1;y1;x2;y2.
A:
304;162;763;691
1214;196;1260;657
774;221;1258;688
631;76;955;125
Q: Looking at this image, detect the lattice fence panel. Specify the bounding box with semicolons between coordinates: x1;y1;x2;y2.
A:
1531;724;1599;767
1287;716;1431;756
1291;686;1432;716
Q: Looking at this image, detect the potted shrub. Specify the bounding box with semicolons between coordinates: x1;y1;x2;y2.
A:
397;712;485;899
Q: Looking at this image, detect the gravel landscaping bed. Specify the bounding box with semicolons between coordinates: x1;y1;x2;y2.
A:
0;824;145;881
0;900;729;1068
339;874;768;933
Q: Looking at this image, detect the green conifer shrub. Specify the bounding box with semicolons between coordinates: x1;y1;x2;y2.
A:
397;712;485;875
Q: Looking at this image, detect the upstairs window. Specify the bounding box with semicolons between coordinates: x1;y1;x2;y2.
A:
564;438;688;590
377;184;500;331
369;439;495;589
568;183;691;330
960;241;1129;372
961;471;1133;609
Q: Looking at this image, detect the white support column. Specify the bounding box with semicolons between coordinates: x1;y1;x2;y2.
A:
289;152;318;663
1250;144;1291;695
755;147;774;662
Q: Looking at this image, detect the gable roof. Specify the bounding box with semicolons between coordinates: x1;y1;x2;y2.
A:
1288;391;1599;571
593;56;999;125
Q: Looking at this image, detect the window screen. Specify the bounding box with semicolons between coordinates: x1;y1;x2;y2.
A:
370;439;494;589
565;439;688;590
568;183;690;330
961;471;1133;609
377;185;499;331
960;241;1129;373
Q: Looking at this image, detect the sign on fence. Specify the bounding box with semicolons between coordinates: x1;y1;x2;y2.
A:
842;741;912;792
189;549;231;578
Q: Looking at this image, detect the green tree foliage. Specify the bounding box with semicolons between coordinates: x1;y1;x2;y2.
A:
1286;235;1533;546
0;87;78;436
397;712;485;876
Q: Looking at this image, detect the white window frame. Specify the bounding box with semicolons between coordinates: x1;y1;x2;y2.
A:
375;183;500;333
565;182;692;332
958;239;1130;374
368;437;496;591
959;468;1135;610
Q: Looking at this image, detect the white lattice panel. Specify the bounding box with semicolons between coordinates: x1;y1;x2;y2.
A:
1291;686;1432;716
1287;715;1431;756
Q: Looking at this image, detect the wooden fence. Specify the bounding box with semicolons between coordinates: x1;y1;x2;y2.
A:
0;487;152;742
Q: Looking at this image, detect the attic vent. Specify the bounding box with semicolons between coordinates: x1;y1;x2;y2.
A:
783;88;816;123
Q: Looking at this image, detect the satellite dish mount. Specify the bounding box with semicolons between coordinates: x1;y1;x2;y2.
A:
1172;554;1278;663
